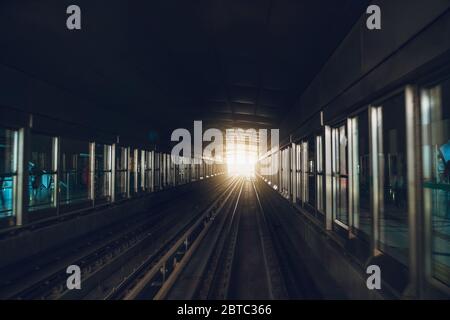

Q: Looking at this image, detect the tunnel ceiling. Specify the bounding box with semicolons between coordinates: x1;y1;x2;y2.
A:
0;0;368;145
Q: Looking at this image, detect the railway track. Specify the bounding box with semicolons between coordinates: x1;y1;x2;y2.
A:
131;177;315;300
134;179;320;300
0;175;234;300
5;174;322;300
107;177;243;300
197;179;288;300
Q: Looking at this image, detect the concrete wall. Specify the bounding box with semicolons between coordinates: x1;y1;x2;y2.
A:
0;62;152;148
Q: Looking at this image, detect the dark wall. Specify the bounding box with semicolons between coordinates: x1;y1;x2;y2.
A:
0;0;164;150
0;62;154;148
282;0;450;140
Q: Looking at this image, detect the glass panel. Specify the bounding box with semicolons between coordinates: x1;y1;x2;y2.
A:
277;151;280;187
162;154;166;186
154;152;160;190
95;144;111;200
302;142;308;203
339;126;347;175
115;146;128;199
354;110;371;237
282;149;287;193
296;144;301;204
332;125;349;226
317;135;324;213
422;80;450;286
162;154;166;187
166;154;170;186
338;177;348;225
307;136;316;209
139;150;145;191
60;138;90;204
274;151;279;188
379;93;409;265
145;151;153;191
281;150;284;192
29;133;55;211
171;155;174;184
175;156;180;185
129;150;136;194
286;148;290;193
0;127;17;218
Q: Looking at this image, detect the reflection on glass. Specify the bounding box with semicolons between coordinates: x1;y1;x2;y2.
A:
353;110;371;238
286;148;290;195
177;157;188;185
161;154;166;188
29;133;55;211
129;150;136;195
273;151;279;188
168;155;171;186
422;80;450;286
316;135;324;213
169;155;174;186
307;136;316;210
115;146;128;200
295;144;302;204
162;154;166;187
95;144;111;200
138;150;145;192
302;142;308;204
332;124;349;226
281;148;289;194
145;151;153;191
0;127;17;218
379;93;409;265
154;152;160;190
60;138;89;204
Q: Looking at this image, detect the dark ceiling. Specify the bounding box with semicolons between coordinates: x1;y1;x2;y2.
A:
0;0;369;146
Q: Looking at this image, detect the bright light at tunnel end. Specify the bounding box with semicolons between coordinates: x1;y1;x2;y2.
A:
225;127;258;178
226;152;257;178
169;121;280;177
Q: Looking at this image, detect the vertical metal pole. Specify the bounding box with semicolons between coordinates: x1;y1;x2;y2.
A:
369;107;375;255
370;106;382;256
154;151;157;191
111;144;116;203
325;126;332;231
292;142;297;204
304;142;308;204
141;150;145;192
89;142;95;205
126;147;131;198
53;137;60;214
288;145;292;199
316;136;320;213
107;145;112;200
133;148;138;194
351;117;360;233
278;149;281;191
15;127;29;226
347;118;355;238
405;85;421;298
151;151;155;192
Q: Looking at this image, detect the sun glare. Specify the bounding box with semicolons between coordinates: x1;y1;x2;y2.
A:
226;133;257;177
